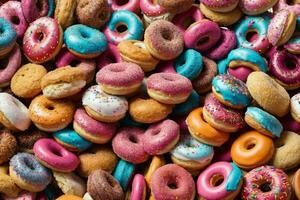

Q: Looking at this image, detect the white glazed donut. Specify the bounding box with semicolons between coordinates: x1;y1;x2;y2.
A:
291;93;300;122
0;92;31;130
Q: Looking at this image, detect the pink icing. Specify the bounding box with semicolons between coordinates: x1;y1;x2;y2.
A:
140;0;166;16
96;43;121;70
112;127;149;164
240;0;276;13
74;108;117;143
202;0;238;9
0;1;28;38
103;26;133;45
96;62;144;87
155;61;176;73
274;0;300;15
109;0;140;13
173;6;204;32
147;72;193;96
267;10;290;46
184;20;221;52
3;192;36;200
33;138;79;172
280;114;300;133
131;174;146;200
227;66;253;82
21;0;49;23
143;119;179;155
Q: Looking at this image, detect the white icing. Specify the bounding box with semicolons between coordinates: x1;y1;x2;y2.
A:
83;193;93;200
0;93;31;130
82;85;128;117
43;80;86;98
291;93;300;119
143;13;174;26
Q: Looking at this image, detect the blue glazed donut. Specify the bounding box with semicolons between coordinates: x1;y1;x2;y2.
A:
234;15;270;53
0;18;17;57
9;152;52;192
174;49;203;80
53;129;92;152
47;0;55;17
64;24;108;58
245;106;283;138
173;90;200;116
103;10;144;45
113;159;135;190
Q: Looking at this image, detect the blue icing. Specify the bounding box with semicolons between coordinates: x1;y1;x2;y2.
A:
174;49;203;80
64;24;107;55
217;58;229;74
113;159;135;190
0;18;16;50
225;162;242;191
53;129;92;151
107;10;144;42
246;107;283;137
120;114;146;128
173;90;200;116
47;0;55;17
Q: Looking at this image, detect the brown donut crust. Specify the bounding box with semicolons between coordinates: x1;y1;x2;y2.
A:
158;0;194;14
0;130;17;164
15;129;48;151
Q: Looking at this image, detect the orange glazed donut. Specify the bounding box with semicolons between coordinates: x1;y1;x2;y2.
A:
293;169;300;199
231;130;275;170
186;108;230;147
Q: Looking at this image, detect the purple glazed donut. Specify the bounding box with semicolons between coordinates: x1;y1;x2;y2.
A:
205;28;236;60
0;1;28;38
184;20;221;52
112;127;149;164
143;119;180;155
151;164;195;200
96;43;121;70
21;0;49;23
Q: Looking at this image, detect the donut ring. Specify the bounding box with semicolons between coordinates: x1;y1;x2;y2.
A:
0;130;17;165
109;0;140;13
0;18;17;58
173;5;203;32
21;0;52;23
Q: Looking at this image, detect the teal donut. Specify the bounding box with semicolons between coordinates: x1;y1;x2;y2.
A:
173;90;200;116
174;49;203;80
0;18;16;52
53;129;92;152
218;48;268;74
64;24;107;57
113;159;135;190
47;0;55;17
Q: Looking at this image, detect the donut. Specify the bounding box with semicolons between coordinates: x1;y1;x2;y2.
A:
199;3;242;26
150;164;195;200
143;119;180;155
274;0;300;16
245;106;283;138
0;18;16;57
131;174;146;200
269;49;300;90
0;93;31;131
197;162;243;200
97;43;121;70
96;62;144;95
271;131;300;170
171;134;214;175
0;45;21;88
0;170;21;198
82;85;128;122
21;0;54;23
87;169;124;200
29;95;75;132
54;0;76;29
147;73;192;104
23;17;63;64
109;0;140;13
267;10;296;47
57;195;82;200
64;24;107;59
293;169;300;199
246;71;290;117
242;166;292;199
41;66;86;99
291;93;300;123
117;40;159;72
77;146;118;177
103;10;144;45
173;5;203;32
15;129;47;153
280;114;300;133
76;0;111;29
9;152;52;192
157;0;194;14
113;159;135;190
192;57;218;94
0;130;17;165
239;0;278;15
33;138;80;172
184;20;221;52
231;130;275;170
205;28;236;60
227;66;254;82
212;74;251;109
143;156;166;186
173;90;200;116
112;126;149;164
53;129;92;152
235;15;270;53
186;108;230;146
285;36;300;54
173;49;203;80
0;1;28;38
203;93;245;133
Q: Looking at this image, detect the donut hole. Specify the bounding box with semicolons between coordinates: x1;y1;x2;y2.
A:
0;57;9;69
69;60;81;67
51;148;64;157
35;31;45;42
210;174;224;187
162;31;173;41
151;129;161;136
10;16;20;25
116;24;128;34
246;142;256;150
285;58;297;69
46;104;55;111
115;0;129;6
259;181;272;193
183;17;195;30
167;179;178;190
197;36;209;47
161;74;176;82
286;0;295;5
24;158;36;171
80;30;90;39
129;135;138;143
245;30;258;42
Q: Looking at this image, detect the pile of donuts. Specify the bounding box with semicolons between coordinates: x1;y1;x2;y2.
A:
0;0;299;199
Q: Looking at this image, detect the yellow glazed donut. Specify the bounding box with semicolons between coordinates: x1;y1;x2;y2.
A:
246;72;290;117
55;0;77;29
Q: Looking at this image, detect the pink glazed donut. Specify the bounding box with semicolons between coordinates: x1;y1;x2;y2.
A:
96;43;121;70
0;45;21;87
0;1;28;38
109;0;140;13
112;127;149;164
227;66;253;82
21;0;50;23
151;164;195;200
140;0;166;16
143;119;180;155
33;138;79;172
184;20;221;52
274;0;300;15
197;162;243;200
201;0;239;12
155;61;176;73
73;108;117;144
131;174;146;200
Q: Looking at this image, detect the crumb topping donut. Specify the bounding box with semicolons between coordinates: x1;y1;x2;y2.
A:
0;130;17;164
